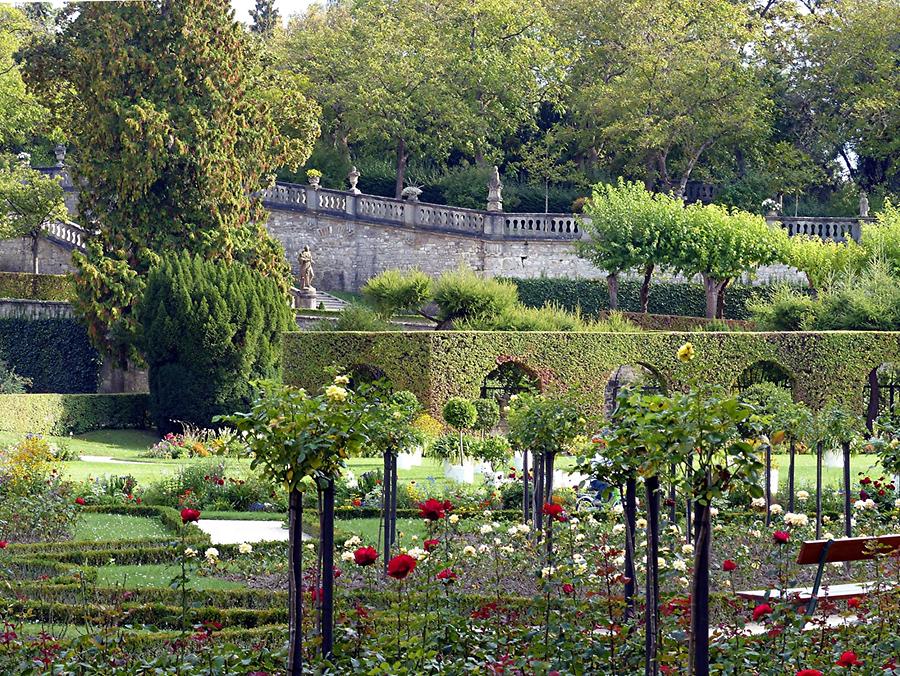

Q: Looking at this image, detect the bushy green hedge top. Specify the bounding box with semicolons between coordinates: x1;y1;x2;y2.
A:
0;392;148;435
0;272;74;301
284;330;900;415
0;318;100;393
507;277;783;320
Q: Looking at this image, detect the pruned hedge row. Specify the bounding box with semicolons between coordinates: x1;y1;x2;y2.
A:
0;272;74;301
0;318;100;392
335;506;521;521
284;331;900;415
605;311;755;332
507;277;784;320
0;392;149;434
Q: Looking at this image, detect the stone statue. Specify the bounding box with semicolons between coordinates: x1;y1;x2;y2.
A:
859;190;870;218
348;166;361;194
487;165;503;212
297;246;315;291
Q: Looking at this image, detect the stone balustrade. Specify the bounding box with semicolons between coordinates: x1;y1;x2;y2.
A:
769;216;872;243
42;220;89;250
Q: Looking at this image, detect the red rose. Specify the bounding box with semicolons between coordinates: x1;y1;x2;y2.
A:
75;497;86;506
847;597;861;609
722;559;737;572
752;603;772;622
136;498;142;504
836;651;862;668
436;568;457;583
442;500;454;512
0;541;7;549
542;503;565;521
773;530;790;544
352;498;362;507
180;508;201;524
353;546;378;566
309;587;323;602
424;538;440;552
418;499;446;521
860;477;872;485
387;554;417;579
796;670;823;676
562;583;575;595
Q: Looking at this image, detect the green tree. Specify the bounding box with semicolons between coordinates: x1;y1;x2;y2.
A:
0;5;44;149
138;254;293;434
785;235;866;294
20;0;318;364
0;154;67;273
249;0;280;35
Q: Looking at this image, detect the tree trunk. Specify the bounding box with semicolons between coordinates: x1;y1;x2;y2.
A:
701;274;726;319
645;476;660;676
320;479;335;658
866;368;880;432
607;273;619;311
288;490;304;675
689;501;711;676
715;279;730;319
394;138;408;199
639;263;654;313
623;476;637;619
31;233;40;275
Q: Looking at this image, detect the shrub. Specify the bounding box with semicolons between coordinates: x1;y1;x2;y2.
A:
748;285;819;331
428;433;478;464
471;398;500;433
361;269;431;318
138;254;293;434
0;358;30;394
442;397;477;431
432;268;519;325
0;318;101;393
0;393;149;435
0;272;74;301
412;413;444;441
312;303;393;332
471;435;512;466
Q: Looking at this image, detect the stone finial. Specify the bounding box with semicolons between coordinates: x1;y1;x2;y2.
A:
859;190;869;218
348;166;361;194
54;143;66;167
401;186;422;202
487;165;503;212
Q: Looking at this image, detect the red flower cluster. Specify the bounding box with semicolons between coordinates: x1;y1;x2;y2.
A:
74;497;86;506
796;670;823;676
387;554;416;579
722;559;737;572
424;538;440;552
542;503;564;520
752;603;772;622
353;546;378;566
562;583;575;595
351;498;362;507
847;597;861;609
836;651;862;668
180;508;201;524
0;541;7;549
418;499;452;521
773;530;790;544
436;568;457;583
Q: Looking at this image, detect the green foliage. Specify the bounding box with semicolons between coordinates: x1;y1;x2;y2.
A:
471;398;500;433
360;386;421;457
361;269;432;318
748;285;819;331
458;302;588;331
471;435;512;465
0;155;67;256
0;393;148;435
0;5;45;149
507;393;589;456
21;0;319;362
0;318;100;392
138;254;292;433
249;0;279;35
0;272;74;301
862;201;900;276
428;432;477;464
432;268;519;325
741;382;814;442
312;304;393;332
785;236;867;292
442;397;478;432
0;358;30;394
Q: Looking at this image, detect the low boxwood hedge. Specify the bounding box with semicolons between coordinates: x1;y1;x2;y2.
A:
0;392;149;434
0;272;74;302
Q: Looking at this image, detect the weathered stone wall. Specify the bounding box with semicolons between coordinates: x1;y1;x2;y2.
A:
0;299;75;320
0;237;74;275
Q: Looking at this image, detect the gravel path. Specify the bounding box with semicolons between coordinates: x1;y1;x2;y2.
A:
197;519;308;545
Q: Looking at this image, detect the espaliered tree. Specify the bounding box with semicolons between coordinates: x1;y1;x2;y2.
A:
20;0;319;366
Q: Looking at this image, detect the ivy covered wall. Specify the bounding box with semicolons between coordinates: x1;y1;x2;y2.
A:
283;331;900;417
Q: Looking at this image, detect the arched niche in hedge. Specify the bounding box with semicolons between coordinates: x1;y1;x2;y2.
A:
480;360;542;407
864;362;900;430
347;363;390;390
734;360;794;394
604;363;666;417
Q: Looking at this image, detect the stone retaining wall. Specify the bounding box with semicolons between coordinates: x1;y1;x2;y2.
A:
0;298;75;320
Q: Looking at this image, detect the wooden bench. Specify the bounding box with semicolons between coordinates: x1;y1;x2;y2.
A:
737;534;900;615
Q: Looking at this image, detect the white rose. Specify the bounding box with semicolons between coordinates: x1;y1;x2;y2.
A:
204;547;219;561
751;497;766;509
797;490;810;502
769;504;783;515
238;543;253;555
673;559;687;572
449;514;460;524
341;551;355;562
612;524;626;535
480;524;493;535
636;518;648;529
184;548;198;558
681;544;694;555
463;545;476;557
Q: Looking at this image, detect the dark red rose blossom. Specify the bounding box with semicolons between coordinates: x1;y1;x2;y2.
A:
796;670;823;676
860;490;870;500
847;597;861;609
752;603;772;621
75;497;86;506
436;568;457;583
424;538;440;552
0;541;7;549
860;477;872;485
542;502;565;521
418;499;447;521
353;547;378;566
387;554;417;579
722;559;737;572
562;583;575;595
836;650;862;668
773;530;790;544
442;500;454;512
180;508;201;524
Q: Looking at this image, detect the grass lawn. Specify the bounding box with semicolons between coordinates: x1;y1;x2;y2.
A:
95;564;245;591
74;513;170;541
338;517;428;544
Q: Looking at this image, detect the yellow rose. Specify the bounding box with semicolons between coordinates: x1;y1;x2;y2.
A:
325;385;348;402
676;342;695;363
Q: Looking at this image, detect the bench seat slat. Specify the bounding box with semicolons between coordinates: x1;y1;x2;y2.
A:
796;535;900;565
736;582;887;602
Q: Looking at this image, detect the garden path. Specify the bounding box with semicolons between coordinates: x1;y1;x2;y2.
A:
197;519;304;545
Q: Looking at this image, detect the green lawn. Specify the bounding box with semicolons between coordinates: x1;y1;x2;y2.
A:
95;564;245;590
338;517;429;545
74;513;170;541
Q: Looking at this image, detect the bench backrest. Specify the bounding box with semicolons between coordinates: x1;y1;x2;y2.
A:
797;535;900;565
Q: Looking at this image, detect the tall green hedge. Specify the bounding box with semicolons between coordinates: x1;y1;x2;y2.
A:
0;393;148;434
138;254;293;433
0;318;100;393
507;277;783;320
0;272;74;301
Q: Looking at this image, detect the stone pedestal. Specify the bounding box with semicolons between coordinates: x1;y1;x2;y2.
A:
296;287;318;310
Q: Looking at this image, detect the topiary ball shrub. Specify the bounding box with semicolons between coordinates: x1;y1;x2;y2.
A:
471;398;500;433
138;254;293;434
442;397;477;431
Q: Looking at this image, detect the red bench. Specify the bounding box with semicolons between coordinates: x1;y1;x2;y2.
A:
737;534;900;614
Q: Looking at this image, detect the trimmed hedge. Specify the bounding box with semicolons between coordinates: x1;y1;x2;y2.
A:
508;277;783;320
0;392;149;434
0;318;100;392
0;272;74;301
284;330;900;416
605;311;754;332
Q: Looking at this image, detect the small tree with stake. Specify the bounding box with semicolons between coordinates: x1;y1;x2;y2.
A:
218;376;376;673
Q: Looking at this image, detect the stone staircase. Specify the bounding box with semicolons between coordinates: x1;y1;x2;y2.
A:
290;287;349;312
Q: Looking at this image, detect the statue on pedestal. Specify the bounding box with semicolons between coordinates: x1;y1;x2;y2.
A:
348;166;361;194
859;191;870;218
298;246;315;291
487;165;503;212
